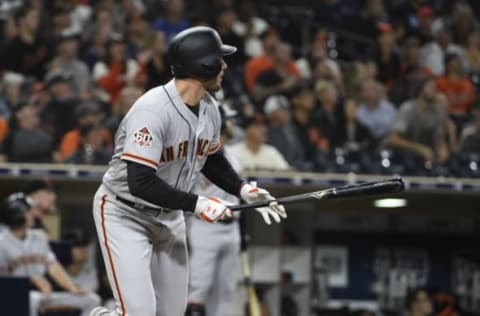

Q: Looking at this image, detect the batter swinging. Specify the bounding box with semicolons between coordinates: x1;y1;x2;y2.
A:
90;26;287;316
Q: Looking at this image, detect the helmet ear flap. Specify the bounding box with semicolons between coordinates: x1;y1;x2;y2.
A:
197;56;222;80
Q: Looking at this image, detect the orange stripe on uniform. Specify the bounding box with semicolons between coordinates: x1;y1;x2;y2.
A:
208;143;222;154
121;152;160;168
100;194;126;316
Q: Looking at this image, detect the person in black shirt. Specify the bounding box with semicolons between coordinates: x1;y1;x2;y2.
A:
0;7;51;80
145;31;172;90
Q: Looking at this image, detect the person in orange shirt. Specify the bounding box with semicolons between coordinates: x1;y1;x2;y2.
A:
244;27;299;92
436;53;476;116
92;36;141;103
0;117;8;143
56;101;112;162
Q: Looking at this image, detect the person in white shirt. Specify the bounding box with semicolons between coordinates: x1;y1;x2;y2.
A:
232;118;290;171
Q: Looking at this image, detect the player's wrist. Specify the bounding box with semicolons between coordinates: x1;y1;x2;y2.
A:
181;193;199;213
238;181;248;199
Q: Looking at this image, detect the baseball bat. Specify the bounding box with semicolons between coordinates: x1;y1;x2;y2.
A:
230;177;404;211
239;219;262;316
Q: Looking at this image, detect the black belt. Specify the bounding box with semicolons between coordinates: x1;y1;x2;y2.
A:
115;196;171;214
217;217;236;224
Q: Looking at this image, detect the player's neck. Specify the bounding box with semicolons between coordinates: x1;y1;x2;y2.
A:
175;78;206;106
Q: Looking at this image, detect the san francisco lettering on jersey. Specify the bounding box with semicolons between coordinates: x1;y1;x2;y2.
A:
161;138;213;163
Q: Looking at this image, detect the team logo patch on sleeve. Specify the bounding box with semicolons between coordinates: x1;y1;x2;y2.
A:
134;127;153;146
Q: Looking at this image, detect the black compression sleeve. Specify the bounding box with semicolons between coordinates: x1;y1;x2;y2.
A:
126;161;198;212
201;150;245;197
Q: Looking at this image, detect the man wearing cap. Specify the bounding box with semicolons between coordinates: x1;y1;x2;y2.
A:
46;30;90;96
23;179;58;231
89;26;287;316
0;193;100;316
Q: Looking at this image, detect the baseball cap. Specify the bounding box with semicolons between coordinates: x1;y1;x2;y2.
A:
22;179;54;195
417;6;433;20
264;95;290;116
45;72;72;88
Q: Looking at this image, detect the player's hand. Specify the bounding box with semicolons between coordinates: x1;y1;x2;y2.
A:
194;196;232;223
240;182;287;225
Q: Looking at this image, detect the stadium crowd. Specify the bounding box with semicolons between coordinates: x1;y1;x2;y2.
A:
0;0;479;177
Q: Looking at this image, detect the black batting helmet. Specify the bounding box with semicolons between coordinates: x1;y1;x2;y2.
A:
0;192;35;228
168;26;237;80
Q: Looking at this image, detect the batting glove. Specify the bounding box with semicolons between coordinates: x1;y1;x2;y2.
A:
194;196;232;223
240;182;287;225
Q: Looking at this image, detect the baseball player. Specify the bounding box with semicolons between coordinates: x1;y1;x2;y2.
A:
90;26;287;316
186;105;242;316
0;193;100;316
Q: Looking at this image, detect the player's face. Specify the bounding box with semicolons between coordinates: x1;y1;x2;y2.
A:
203;59;227;92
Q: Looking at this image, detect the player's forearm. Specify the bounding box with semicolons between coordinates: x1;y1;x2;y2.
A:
127;161;198;211
48;262;78;292
30;275;49;290
201;150;244;197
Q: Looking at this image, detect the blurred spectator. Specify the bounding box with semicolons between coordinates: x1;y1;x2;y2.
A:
144;31;171;90
66;124;112;165
315;80;345;151
125;14;154;60
290;87;322;163
93;35;141;103
405;288;433;316
459;101;480;153
41;73;80;146
232;0;268;57
0;6;51;80
392;0;429;38
57;100;112;163
215;6;247;69
465;31;480;74
308;30;342;84
389;77;449;164
375;26;401;88
346;0;388;40
152;0;189;41
313;59;344;94
338;99;373;152
401;37;432;76
82;9;112;69
231;118;290;171
105;86;143;136
62;229;99;293
244;27;281;92
46;31;90;96
264;95;308;170
436;53;476;118
49;6;74;40
356;79;397;141
451;2;476;46
23;179;57;231
390;37;432;104
415;6;434;44
0;192;100;316
1;103;53;162
0;72;25;120
420;21;467;76
252;42;300;105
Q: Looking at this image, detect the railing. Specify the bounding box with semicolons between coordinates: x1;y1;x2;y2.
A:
0;163;479;192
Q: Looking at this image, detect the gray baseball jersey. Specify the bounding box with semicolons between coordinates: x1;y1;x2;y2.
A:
102;79;222;208
0;229;56;276
91;79;224;316
0;229;100;316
